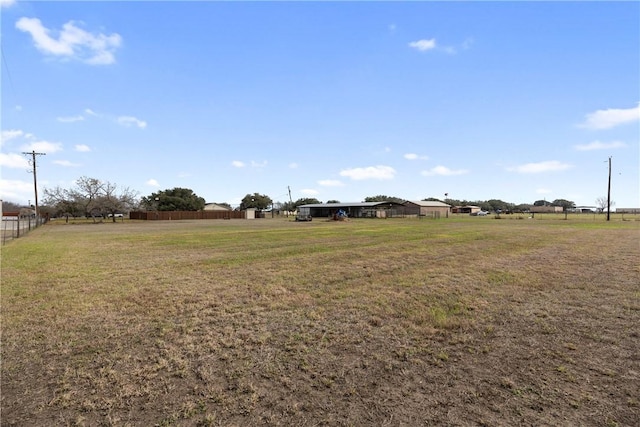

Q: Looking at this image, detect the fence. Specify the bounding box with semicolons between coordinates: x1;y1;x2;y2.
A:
129;210;246;220
1;213;47;245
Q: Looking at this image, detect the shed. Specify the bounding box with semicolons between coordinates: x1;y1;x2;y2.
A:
204;203;231;211
451;205;481;214
404;201;451;218
298;202;406;219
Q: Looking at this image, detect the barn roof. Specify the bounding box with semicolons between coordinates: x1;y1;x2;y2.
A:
406;200;451;207
298;202;401;208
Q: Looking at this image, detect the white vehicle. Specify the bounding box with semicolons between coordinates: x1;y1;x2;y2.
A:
476;211;489;216
108;213;124;218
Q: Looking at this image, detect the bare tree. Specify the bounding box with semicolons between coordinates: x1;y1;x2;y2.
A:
43;177;139;222
595;196;615;213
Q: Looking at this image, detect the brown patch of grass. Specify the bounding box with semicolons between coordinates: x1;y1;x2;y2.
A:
2;218;639;425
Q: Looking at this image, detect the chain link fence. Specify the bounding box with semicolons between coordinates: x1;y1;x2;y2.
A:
1;215;47;245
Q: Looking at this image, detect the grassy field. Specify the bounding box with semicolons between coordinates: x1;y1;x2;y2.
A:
1;217;639;426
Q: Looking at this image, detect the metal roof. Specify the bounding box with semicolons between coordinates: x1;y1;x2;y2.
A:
298;202;400;208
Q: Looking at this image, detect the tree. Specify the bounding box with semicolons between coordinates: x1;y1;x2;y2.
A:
99;182;139;221
364;195;406;204
239;193;273;211
141;188;206;211
595;196;615;213
292;198;321;209
43;177;139;222
551;199;575;211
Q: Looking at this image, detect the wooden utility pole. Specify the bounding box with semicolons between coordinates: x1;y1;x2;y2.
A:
606;156;612;222
22;150;45;217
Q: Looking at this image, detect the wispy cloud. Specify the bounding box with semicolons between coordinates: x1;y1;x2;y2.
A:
22;140;63;153
408;39;436;52
404;153;429;160
15;17;122;65
53;160;80;167
340;165;396;181
579;103;640;130
0;179;33;201
57;115;85;123
117;116;147;129
146;179;160;187
0;153;30;169
420;165;469;176
506;160;572;174
0;0;16;9
574;140;627;151
409;37;473;55
318;179;344;187
289;162;299;169
74;144;91;152
231;160;245;168
1;129;23;146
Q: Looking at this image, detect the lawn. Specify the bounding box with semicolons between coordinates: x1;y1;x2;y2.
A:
1;217;639;426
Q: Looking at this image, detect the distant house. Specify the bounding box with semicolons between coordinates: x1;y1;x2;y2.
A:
574;206;597;213
530;206;563;213
451;205;481;214
204;203;231;211
403;200;451;218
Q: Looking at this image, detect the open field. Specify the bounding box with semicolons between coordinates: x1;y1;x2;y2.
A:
1;217;639;426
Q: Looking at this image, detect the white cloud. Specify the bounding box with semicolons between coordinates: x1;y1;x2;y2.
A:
318;179;344;187
409;39;436;52
404;153;429;160
146;179;160;187
231;160;245;168
462;37;474;50
1;129;23;146
117;116;147;129
0;153;30;169
75;144;91;152
420;165;469;176
300;189;319;196
0;179;33;202
15;17;122;65
340;165;396;181
506;160;572;174
85;108;99;116
57;115;85;123
22;140;63;153
574;140;627;151
1;0;16;8
579;104;640;130
250;160;267;168
53;160;80;167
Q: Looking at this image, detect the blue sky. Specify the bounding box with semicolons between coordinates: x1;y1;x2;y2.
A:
2;1;639;209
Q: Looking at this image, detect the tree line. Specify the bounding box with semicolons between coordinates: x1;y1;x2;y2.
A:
19;176;605;220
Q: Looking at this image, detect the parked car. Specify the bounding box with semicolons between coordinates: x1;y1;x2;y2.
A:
108;213;124;218
476;211;489;216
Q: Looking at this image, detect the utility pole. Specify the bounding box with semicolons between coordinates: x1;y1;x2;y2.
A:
22;150;45;217
606;156;612;222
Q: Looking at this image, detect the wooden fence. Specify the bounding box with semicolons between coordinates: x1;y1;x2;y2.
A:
129;210;246;220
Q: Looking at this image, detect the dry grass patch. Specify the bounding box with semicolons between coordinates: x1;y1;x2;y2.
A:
2;218;639;426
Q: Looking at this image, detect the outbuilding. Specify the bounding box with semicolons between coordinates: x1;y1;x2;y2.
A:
297;202;406;219
403;200;451;218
